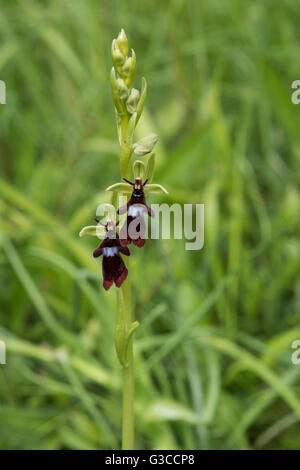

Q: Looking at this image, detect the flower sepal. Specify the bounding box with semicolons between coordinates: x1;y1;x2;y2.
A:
79;225;106;238
133;160;146;180
144;183;168;195
105;182;133;194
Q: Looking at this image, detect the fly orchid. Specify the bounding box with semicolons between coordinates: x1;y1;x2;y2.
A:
79;29;168;450
106;159;168;247
88;218;130;290
117;177;154;247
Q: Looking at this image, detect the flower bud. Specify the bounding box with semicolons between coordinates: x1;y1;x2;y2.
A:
122;50;136;85
126;88;140;114
116;29;128;57
116;78;128;100
123;58;133;76
133;133;158;156
111;39;125;66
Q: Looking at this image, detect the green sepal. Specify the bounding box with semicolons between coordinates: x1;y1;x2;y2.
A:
79;225;106;238
144;183;168;195
105;182;133;194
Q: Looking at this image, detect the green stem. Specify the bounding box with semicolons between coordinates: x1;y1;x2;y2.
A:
116;116;135;449
111;31;139;450
122;349;134;449
117;262;134;450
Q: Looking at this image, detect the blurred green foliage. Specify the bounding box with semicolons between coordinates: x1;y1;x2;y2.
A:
0;0;300;450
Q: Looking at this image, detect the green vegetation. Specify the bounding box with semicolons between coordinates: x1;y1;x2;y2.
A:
0;0;299;450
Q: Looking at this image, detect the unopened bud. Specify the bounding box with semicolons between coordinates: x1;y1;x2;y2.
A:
116;78;128;100
122;50;136;84
123;57;133;76
133;133;158;156
111;39;125;66
116;29;128;57
126;88;140;114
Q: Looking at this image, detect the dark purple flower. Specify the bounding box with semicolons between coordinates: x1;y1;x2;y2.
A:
93;220;130;290
118;177;154;247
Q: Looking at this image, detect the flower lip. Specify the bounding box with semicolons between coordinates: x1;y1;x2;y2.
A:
103;246;119;257
128;204;145;218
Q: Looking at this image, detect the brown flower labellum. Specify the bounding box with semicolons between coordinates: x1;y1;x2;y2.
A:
118;177;154;248
93;220;130;290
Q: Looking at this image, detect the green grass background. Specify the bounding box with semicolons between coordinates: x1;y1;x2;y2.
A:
0;0;300;450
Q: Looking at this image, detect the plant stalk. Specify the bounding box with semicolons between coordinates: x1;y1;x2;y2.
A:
111;30;146;450
116;227;134;450
122;355;134;449
121;293;134;449
115;123;135;449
